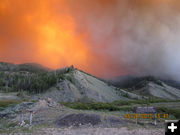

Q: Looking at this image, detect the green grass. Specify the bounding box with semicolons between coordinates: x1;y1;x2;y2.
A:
113;98;180;106
61;99;180;112
21;127;33;133
0;100;22;108
61;99;180;120
61;102;133;111
157;107;180;119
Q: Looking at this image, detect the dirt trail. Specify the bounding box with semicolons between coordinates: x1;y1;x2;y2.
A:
35;127;164;135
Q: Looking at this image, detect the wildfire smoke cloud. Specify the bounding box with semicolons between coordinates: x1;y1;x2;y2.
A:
0;0;180;80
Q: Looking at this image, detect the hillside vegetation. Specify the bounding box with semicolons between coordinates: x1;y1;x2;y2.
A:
0;62;73;94
0;63;142;102
0;62;180;102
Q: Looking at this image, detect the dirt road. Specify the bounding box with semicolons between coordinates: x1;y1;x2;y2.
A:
34;127;164;135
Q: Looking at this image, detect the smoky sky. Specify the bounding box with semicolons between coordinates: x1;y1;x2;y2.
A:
0;0;180;80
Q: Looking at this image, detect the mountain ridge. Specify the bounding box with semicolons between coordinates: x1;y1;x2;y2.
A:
0;62;180;101
110;75;180;89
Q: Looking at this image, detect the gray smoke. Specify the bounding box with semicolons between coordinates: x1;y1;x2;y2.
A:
67;0;180;80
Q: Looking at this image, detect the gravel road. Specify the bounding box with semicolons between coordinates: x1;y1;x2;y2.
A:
34;127;164;135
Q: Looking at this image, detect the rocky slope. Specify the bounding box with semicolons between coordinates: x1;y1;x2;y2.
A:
112;76;180;100
32;69;143;102
128;80;180;100
1;62;180;102
0;62;143;102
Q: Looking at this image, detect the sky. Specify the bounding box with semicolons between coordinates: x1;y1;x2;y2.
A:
0;0;180;80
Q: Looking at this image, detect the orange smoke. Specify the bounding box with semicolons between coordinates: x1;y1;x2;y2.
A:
0;0;125;77
1;0;180;79
0;0;93;73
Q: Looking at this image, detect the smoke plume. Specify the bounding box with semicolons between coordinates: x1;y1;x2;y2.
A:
0;0;180;80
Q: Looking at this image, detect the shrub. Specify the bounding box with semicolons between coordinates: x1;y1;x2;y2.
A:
66;75;75;84
61;99;180;112
61;102;134;111
157;107;180;119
